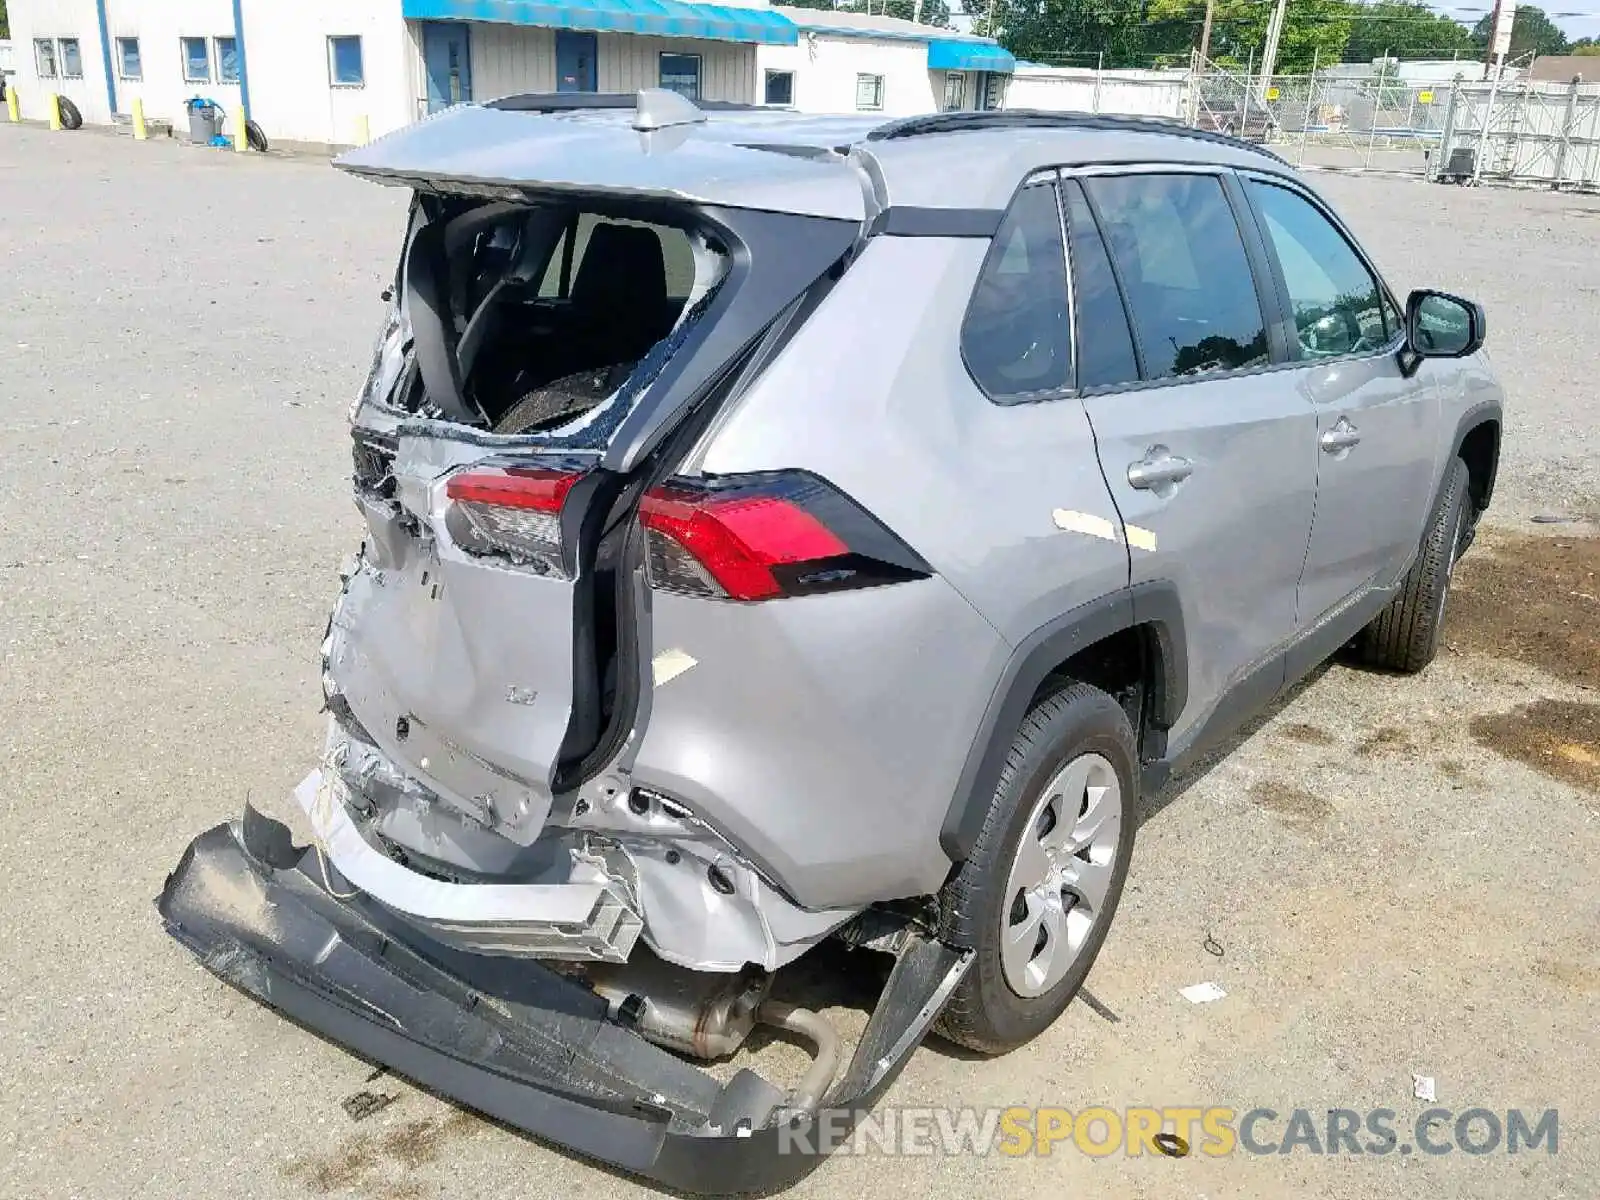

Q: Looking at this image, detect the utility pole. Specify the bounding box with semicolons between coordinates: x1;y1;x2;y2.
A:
1258;0;1289;93
1198;0;1216;66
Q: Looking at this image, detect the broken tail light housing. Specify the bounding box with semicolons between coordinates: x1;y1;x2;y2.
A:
445;463;586;577
638;471;931;601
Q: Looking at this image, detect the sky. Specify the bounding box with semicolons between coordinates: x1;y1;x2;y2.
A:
1435;1;1600;38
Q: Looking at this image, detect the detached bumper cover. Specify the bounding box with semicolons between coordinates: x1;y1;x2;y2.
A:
156;806;971;1195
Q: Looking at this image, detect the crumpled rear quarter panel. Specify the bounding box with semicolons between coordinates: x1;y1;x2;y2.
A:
632;576;1008;910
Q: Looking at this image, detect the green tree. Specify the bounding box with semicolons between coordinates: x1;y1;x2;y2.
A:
1570;37;1600;56
966;0;1152;67
845;0;953;26
1;0;9;40
788;0;952;25
1470;4;1569;58
1345;2;1474;62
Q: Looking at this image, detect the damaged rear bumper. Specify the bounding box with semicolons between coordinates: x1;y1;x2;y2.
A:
156;807;971;1195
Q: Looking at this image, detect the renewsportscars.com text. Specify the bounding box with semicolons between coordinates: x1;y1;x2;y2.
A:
775;1105;1560;1158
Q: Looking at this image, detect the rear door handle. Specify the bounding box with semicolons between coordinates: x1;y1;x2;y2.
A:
1127;450;1195;491
1319;418;1362;453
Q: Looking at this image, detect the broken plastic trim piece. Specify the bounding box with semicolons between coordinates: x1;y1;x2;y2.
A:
156;806;972;1194
297;769;643;962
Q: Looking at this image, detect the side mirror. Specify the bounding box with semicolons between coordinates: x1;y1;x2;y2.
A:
1405;289;1486;358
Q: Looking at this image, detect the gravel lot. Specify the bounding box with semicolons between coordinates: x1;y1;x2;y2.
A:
2;125;1596;1200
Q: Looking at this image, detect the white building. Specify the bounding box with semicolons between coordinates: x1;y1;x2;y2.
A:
758;8;1014;116
4;0;799;146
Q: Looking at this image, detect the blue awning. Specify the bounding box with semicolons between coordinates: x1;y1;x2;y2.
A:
403;0;799;46
927;38;1016;74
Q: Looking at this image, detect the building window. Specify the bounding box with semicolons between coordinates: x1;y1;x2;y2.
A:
59;38;85;78
328;35;365;86
215;37;239;83
763;69;794;106
855;73;884;111
659;53;701;100
181;37;211;83
117;38;143;80
943;71;966;111
35;39;58;79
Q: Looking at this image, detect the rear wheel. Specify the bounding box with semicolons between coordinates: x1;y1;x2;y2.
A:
1353;456;1471;674
936;682;1137;1054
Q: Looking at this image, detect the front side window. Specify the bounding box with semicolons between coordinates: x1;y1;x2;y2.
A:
215;36;239;83
659;53;701;100
961;182;1073;399
117;38;142;80
1062;180;1140;390
764;69;794;106
181;37;210;83
59;38;84;79
855;73;884;111
329;35;364;86
35;39;58;79
1084;173;1269;381
1247;180;1392;360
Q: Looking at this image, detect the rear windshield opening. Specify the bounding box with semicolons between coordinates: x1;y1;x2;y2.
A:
385;199;730;436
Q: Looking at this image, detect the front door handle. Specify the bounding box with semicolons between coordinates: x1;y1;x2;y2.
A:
1127;449;1195;491
1320;418;1362;453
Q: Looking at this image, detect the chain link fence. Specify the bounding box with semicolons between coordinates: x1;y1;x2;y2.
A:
1183;61;1600;190
1189;60;1455;176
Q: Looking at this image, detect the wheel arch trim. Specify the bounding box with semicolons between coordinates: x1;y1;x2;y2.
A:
1451;399;1501;511
938;581;1186;863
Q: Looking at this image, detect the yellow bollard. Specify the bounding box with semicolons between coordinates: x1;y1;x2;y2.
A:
235;108;249;153
132;96;148;140
5;86;19;123
48;93;62;132
352;114;370;146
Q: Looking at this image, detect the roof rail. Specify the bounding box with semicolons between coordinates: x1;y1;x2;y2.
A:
865;110;1289;166
485;92;766;115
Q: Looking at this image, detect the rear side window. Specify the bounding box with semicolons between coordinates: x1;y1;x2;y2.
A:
1246;180;1393;359
1083;173;1269;381
961;182;1072;400
1061;180;1139;390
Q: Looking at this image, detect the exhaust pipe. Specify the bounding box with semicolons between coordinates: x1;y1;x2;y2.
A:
757;999;840;1113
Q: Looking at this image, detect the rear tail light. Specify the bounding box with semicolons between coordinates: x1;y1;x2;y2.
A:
639;472;930;601
444;463;585;577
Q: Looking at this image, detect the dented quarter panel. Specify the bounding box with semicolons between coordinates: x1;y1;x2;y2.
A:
641;237;1129;910
629;575;1009;911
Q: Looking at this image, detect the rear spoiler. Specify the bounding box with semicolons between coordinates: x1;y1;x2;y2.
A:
333;91;870;222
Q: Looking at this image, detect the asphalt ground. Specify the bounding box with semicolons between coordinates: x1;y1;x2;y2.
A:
1;124;1596;1200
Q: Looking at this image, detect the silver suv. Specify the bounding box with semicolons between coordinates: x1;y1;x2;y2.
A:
160;92;1503;1192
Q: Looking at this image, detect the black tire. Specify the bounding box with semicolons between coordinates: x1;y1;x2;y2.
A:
936;681;1138;1054
1353;455;1471;674
57;97;83;130
245;120;269;153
